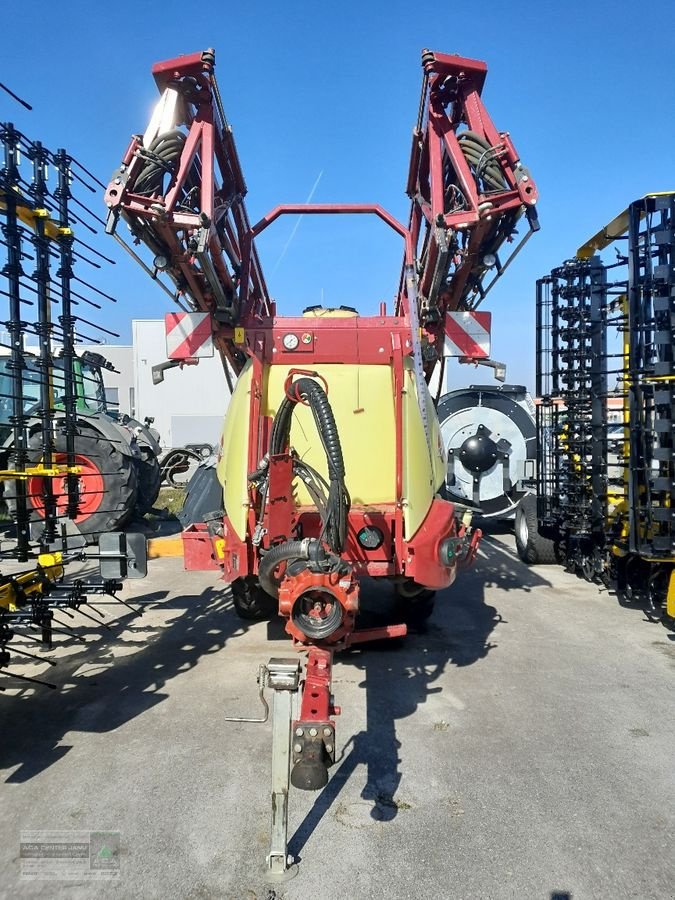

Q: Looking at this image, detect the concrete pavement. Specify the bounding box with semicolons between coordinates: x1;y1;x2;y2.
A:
1;530;673;899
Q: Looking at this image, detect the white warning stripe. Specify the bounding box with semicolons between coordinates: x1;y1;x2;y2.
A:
443;311;491;358
165;312;214;359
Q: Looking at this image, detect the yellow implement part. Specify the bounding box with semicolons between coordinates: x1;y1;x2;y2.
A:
147;535;184;559
0;187;67;240
37;551;63;567
0;464;81;481
667;571;675;619
0;563;63;611
577;192;675;259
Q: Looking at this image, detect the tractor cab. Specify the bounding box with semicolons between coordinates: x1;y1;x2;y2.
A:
55;351;110;416
0;354;41;444
0;350;109;436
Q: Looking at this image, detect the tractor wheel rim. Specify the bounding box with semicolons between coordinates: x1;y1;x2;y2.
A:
27;453;105;522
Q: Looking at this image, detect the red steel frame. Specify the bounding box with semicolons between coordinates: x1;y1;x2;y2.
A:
104;50;271;375
402;50;538;367
104;47;537;378
104;46;539;751
103;45;514;621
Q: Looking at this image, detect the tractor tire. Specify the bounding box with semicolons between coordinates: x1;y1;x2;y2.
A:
9;427;138;542
515;493;556;564
230;576;278;621
394;580;437;627
136;448;162;513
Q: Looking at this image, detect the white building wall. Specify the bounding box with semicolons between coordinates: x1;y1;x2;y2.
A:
79;320;231;450
132;319;230;449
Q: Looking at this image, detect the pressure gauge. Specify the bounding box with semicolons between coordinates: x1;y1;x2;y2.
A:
282;333;299;350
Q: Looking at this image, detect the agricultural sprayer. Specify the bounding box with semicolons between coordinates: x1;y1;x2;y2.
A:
104;47;539;877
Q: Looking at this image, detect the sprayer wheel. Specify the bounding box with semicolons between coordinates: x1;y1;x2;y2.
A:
230;576;278;621
394;580;437;627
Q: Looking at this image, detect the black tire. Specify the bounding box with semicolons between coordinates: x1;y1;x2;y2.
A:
394;580;437;627
231;576;278;621
7;426;138;542
515;494;556;564
136;449;162;513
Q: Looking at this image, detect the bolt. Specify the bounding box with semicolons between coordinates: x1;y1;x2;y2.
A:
293;743;302;753
323;727;332;737
325;744;333;753
309;727;318;737
295;728;303;737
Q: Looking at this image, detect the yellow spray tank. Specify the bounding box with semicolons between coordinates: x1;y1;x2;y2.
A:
214;306;462;639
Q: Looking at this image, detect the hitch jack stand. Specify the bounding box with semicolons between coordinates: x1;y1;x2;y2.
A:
265;658;301;881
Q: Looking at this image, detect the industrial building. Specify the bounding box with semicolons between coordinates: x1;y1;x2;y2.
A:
81;319;230;450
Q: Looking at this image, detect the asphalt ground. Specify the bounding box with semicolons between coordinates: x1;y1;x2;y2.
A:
1;529;674;899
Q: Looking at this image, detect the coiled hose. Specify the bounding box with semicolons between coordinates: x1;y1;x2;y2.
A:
258;540;310;599
268;376;349;554
133;130;186;196
457;131;507;194
272;378;345;478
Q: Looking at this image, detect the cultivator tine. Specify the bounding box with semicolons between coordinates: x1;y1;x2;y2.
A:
535;258;608;573
79;601;106;619
30;140;59;545
66;601;113;630
53;147;80;522
0;112;155;693
535;193;675;616
2;123;31;560
625;196;675;562
108;595;142;616
0;82;32;110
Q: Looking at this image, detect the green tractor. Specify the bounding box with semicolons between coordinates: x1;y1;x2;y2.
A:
0;350;162;539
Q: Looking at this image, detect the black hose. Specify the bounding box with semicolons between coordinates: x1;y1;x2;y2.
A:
269;377;349;552
456;131;507;194
272;378;345;478
133;130;186;196
258;539;310;598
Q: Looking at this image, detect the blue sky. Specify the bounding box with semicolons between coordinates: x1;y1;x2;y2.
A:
2;0;674;388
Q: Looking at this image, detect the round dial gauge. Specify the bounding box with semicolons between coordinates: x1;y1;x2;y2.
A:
282;333;299;350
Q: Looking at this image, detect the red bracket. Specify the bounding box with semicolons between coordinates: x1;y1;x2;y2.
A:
283;368;329;403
